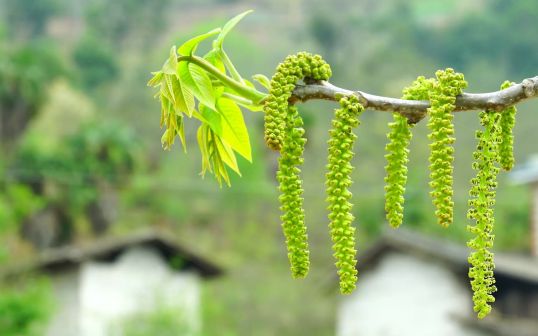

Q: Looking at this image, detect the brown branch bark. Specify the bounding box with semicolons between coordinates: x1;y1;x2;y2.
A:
290;76;538;124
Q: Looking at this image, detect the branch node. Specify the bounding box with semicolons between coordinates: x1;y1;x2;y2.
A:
522;77;538;98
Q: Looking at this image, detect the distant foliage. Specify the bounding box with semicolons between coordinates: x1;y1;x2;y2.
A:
3;0;64;39
85;0;171;46
415;0;538;78
8;121;137;247
115;306;195;336
73;36;119;89
13;122;136;209
0;43;64;143
0;279;53;336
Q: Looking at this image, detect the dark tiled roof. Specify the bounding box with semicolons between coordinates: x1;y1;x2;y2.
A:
2;230;222;279
362;228;538;284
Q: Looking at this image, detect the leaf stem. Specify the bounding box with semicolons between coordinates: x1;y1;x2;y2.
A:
178;55;267;104
219;49;245;84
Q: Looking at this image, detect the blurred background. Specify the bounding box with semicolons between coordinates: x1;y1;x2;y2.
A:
0;0;537;335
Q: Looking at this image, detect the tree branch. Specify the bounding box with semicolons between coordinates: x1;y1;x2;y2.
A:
290;76;538;124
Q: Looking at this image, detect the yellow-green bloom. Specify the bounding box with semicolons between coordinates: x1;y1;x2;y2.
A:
277;105;310;278
384;76;435;228
498;81;516;171
467;110;501;319
265;53;331;278
427;69;467;227
264;52;331;151
326;95;364;294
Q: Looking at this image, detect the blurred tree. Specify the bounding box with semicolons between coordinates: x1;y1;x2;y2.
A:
0;43;64;147
24;80;94;151
415;0;538;79
3;0;65;40
84;0;171;47
73;35;119;89
0;278;53;336
308;12;340;63
11;122;137;248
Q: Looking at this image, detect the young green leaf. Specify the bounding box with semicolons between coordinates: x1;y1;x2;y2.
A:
177;61;216;110
178;28;221;56
159;95;171;128
199;98;252;162
162;46;179;75
175;114;186;152
214;136;241;175
201;125;233;187
197;124;211;174
147;71;163;87
220;49;244;84
203;49;226;74
214;10;253;49
160;77;174;105
217;97;251;161
164;74;195;117
252;74;271;91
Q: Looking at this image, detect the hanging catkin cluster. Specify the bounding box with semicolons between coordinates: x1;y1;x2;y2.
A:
427;69;467;227
326;95;364;294
264;52;331;278
264;52;332;151
498;81;517;171
466;81;517;318
467;109;501;319
384;77;434;228
277;104;310;278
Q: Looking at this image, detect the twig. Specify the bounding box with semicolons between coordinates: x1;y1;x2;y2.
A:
290;76;538;124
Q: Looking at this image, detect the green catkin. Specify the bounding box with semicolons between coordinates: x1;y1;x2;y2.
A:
326;95;364;294
384;112;410;228
277;105;309;278
264;53;332;278
427;69;467;227
264;52;332;151
467;110;501;319
498;81;517;171
384;77;435;228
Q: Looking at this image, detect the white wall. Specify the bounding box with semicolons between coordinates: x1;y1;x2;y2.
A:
79;246;200;336
46;268;81;336
337;252;490;336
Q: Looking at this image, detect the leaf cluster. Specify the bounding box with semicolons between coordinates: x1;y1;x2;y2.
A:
148;11;268;186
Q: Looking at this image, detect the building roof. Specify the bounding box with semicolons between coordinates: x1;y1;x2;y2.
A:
1;230;222;279
361;228;538;284
509;154;538;185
